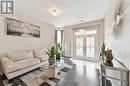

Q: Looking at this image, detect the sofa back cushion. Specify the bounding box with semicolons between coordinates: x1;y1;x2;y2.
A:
7;50;34;61
33;48;46;58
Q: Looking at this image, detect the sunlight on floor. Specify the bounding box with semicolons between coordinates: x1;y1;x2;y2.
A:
70;58;100;86
71;58;99;67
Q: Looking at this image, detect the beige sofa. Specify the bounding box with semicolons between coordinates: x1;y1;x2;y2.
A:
0;48;49;79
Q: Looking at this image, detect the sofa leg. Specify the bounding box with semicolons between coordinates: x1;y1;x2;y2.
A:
0;74;3;81
0;73;7;81
0;73;4;86
9;79;13;83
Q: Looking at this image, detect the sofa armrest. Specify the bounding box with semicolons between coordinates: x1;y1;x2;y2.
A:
0;57;14;72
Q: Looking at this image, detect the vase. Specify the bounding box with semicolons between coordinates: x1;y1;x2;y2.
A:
48;58;55;65
56;54;61;61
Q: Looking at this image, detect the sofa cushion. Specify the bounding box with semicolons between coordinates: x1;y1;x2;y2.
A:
0;57;14;69
7;50;34;61
6;58;40;73
36;55;48;62
33;48;46;58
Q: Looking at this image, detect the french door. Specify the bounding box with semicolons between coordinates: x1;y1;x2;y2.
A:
74;29;98;62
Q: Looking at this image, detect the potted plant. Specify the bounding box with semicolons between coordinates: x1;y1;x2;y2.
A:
45;46;56;65
55;42;63;61
99;43;106;63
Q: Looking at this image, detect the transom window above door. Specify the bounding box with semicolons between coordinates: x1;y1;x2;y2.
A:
75;29;97;35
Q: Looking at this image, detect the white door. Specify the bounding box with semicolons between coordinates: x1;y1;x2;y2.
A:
74;29;98;62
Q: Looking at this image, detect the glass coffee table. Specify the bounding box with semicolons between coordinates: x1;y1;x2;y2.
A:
40;58;65;81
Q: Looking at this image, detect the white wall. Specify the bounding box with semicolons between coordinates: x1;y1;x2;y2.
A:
105;0;130;84
105;0;130;68
63;20;104;58
0;12;55;54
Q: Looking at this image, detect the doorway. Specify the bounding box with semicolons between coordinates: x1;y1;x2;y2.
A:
74;29;98;62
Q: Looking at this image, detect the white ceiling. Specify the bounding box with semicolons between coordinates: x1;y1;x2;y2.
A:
15;0;109;27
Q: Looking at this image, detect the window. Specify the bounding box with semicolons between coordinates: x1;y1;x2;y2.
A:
57;30;61;43
85;30;97;35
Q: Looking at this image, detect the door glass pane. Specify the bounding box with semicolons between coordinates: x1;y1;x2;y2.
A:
86;36;95;58
76;37;83;57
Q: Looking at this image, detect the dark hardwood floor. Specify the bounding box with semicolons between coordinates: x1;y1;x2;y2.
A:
56;57;100;86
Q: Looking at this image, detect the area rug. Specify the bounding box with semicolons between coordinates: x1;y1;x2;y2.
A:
2;64;73;86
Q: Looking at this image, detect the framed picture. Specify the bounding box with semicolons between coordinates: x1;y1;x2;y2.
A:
6;18;40;38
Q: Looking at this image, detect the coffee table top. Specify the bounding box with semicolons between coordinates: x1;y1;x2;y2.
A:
23;57;73;86
40;57;65;80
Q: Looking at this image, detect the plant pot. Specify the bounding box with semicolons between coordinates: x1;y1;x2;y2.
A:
56;54;61;61
48;58;55;65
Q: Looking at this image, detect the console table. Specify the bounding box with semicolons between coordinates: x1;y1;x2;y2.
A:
100;58;129;86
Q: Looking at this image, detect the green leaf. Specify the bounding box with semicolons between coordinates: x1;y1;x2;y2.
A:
55;42;64;55
99;43;106;62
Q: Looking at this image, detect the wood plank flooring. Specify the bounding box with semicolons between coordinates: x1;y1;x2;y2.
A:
56;58;100;86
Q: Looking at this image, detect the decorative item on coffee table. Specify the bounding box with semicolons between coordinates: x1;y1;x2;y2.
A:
45;46;56;65
55;42;64;61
